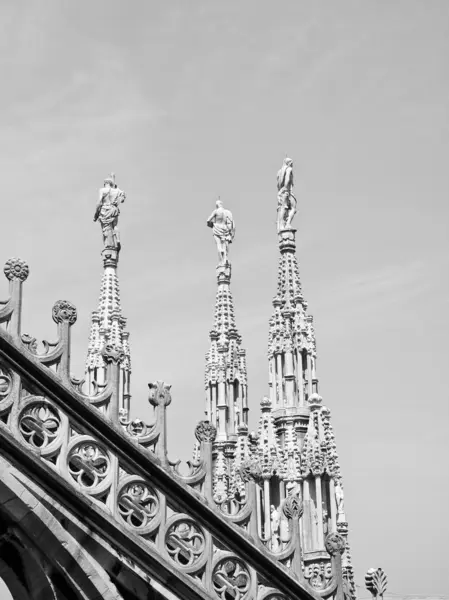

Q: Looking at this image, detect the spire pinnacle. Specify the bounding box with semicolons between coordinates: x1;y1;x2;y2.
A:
86;174;131;421
205;200;247;442
269;158;313;410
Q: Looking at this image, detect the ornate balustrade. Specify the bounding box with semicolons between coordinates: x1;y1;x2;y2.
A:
0;258;346;600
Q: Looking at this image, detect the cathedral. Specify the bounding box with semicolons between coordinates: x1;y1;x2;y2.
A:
0;160;387;600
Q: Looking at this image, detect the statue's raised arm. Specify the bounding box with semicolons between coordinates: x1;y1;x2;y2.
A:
207;200;235;266
94;173;127;252
276;157;297;232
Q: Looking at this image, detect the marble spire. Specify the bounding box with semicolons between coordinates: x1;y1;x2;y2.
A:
85;174;131;421
259;158;356;596
204;200;249;503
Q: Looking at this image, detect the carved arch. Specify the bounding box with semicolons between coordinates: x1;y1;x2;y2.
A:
0;462;121;600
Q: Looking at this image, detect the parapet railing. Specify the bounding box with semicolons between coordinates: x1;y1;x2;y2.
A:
0;258;346;600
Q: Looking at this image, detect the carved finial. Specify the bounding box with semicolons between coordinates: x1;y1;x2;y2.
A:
260;396;272;410
282;494;303;520
365;568;387;599
94;173;126;253
52;300;77;325
4;258;29;282
195;420;217;443
325;532;346;556
148;381;172;407
276;157;297;232
102;344;125;364
238;458;262;483
307;392;323;410
206;199;235;266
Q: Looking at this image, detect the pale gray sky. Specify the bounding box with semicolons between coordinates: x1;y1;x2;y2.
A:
0;1;448;596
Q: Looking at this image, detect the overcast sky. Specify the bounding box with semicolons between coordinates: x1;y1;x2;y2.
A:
0;1;448;596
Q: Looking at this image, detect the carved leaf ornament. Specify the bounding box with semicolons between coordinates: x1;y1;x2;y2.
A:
365;568;387;597
282;494;303;520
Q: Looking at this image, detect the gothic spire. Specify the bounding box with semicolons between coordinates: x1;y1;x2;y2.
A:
263;158;356;596
204;199;247;441
85;174;131;421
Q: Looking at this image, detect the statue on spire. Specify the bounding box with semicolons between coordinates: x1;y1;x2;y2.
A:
277;157;297;232
207;199;235;266
94;174;126;251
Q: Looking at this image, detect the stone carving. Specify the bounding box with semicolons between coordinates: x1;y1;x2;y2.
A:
238;458;262;483
165;520;206;567
334;480;346;522
3;257;29;282
0;367;12;400
282;490;303;520
94;174;126;251
276;158;296;232
281;481;303;521
324;532;346;556
207;200;235;266
212;558;251;600
322;504;329;535
118;481;159;529
19;402;60;449
68;442;110;489
118;407;129;422
21;333;57;356
148;381;172;408
304;561;333;590
213;447;229;504
102;344;125;365
365;568;387;599
307;392;322;410
270;505;281;552
195;420;217;443
119;413;158;440
52;300;78;325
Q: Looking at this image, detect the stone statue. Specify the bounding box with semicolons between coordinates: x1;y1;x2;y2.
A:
270;505;281;552
206;200;235;266
276;157;297;232
334;480;346;522
322;503;329;534
94;174;126;251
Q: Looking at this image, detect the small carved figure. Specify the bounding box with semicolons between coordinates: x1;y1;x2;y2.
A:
276;157;297;232
94;174;126;251
280;513;290;543
322;504;329;534
270;505;281;552
206;200;235;266
334;480;346;521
